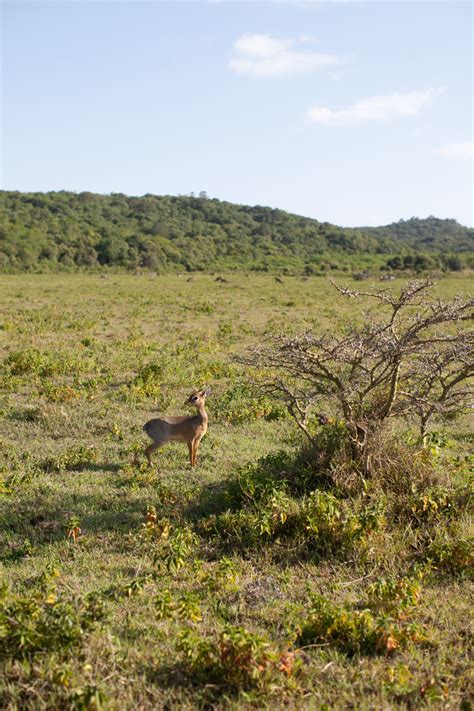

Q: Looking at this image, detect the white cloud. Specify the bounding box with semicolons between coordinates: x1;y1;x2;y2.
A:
307;89;440;125
229;33;341;77
433;142;474;160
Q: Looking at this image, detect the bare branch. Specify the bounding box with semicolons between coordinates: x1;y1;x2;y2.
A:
238;280;473;474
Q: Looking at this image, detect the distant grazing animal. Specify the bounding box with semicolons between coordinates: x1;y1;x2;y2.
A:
275;276;284;284
142;389;209;468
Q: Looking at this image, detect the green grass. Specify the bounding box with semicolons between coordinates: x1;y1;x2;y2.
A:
0;273;472;710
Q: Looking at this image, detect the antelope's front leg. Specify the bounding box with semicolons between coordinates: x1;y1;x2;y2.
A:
187;441;193;467
192;437;201;467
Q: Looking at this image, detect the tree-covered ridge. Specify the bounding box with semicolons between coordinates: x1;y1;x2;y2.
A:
364;216;473;252
0;190;472;272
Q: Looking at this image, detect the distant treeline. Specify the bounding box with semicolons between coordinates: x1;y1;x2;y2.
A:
0;191;472;273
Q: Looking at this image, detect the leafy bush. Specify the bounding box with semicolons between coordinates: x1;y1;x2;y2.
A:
131;358;171;401
177;624;298;692
408;486;454;522
137;509;172;542
3;348;88;377
213;381;287;424
160;527;200;573
3;348;49;376
155;590;202;622
137;511;199;573
0;573;107;661
41;445;98;473
224;450;294;509
201;557;239;591
40;383;82;402
366;573;424;613
70;685;108;710
206;479;385;557
424;526;473;576
297;588;425;656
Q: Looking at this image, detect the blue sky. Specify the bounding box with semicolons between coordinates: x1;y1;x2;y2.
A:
2;0;473;226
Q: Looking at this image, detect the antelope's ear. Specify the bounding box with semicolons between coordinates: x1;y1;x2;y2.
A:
200;388;210;397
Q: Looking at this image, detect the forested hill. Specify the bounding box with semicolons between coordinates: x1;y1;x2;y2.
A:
0;190;472;273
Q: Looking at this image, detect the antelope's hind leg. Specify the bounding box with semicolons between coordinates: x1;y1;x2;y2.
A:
145;440;165;468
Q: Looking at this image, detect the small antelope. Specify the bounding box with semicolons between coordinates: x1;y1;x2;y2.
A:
142;389;209;468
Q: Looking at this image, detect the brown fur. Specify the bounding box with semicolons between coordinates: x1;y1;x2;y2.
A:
142;389;209;468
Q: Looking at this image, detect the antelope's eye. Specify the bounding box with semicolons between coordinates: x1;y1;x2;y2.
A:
191;396;198;401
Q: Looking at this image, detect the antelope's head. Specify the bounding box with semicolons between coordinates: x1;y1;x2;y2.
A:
185;389;210;408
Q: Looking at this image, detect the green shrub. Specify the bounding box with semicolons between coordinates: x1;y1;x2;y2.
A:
366;573;424;613
137;512;199;572
137;509;173;542
213;382;287;424
3;348;49;375
207;486;385;556
177;624;298;691
3;348;88;377
201;557;239;591
302;490;385;553
101;575;150;601
120;465;178;503
155;590;202;622
70;685;107;710
41;445;98;473
297;592;425;656
424;527;473;576
225;450;295;508
408;486;454;522
127;356;177;402
40;383;82;402
201;445;386;554
160;527;200;573
0;575;107;661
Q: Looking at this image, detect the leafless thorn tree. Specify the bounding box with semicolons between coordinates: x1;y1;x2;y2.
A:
240;280;473;475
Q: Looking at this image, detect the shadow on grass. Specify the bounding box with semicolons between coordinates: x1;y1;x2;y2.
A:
141;661;238;707
63;461;123;473
183;479;235;521
0;490;151;560
1;440;374;569
183;443;333;523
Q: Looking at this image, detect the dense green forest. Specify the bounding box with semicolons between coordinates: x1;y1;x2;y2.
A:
0;191;472;273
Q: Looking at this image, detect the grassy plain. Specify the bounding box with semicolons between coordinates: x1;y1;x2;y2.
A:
0;273;472;710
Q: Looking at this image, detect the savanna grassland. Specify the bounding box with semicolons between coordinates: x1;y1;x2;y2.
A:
0;273;472;710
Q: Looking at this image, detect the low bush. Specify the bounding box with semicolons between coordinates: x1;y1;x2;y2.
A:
131;358;172;401
204;479;385;557
212;381;287;424
201;557;239;591
40;383;82;403
155;590;202;623
366;572;424;613
423;526;473;577
177;624;298;693
296;583;426;656
41;445;98;473
137;511;199;573
3;348;90;378
0;569;107;661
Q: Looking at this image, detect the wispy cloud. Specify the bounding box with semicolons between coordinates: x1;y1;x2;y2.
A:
229;33;341;77
433;142;474;160
307;88;440;125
